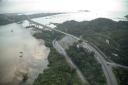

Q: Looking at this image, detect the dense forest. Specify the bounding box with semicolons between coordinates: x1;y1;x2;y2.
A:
33;28;107;85
113;67;128;85
66;44;107;85
33;47;82;85
55;18;128;85
56;18;128;66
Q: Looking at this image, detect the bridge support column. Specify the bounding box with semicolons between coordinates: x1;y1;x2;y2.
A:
29;22;31;27
37;25;39;28
35;25;39;28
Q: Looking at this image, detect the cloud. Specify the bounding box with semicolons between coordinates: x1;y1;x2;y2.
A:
0;0;127;13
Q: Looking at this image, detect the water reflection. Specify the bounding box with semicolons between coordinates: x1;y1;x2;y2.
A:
0;23;50;85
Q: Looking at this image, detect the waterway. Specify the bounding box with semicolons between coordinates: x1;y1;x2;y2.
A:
0;23;50;85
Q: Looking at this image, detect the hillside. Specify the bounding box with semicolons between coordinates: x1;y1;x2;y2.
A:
56;18;128;66
55;18;128;85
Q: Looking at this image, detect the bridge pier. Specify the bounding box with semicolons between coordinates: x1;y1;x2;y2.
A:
29;22;39;29
27;20;46;30
36;25;39;28
29;22;32;27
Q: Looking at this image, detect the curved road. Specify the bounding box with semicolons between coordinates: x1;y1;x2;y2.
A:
52;40;89;85
81;42;118;85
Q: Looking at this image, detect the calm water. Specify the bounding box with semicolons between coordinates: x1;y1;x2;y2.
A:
29;11;127;29
0;23;50;85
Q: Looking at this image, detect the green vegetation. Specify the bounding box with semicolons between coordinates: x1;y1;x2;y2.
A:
56;18;128;66
66;44;107;85
2;13;128;85
0;14;26;25
33;30;83;85
113;68;128;85
125;15;128;20
33;48;82;85
33;18;128;85
55;18;128;85
33;30;64;47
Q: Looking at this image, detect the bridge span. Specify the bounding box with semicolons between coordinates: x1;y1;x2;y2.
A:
23;14;80;40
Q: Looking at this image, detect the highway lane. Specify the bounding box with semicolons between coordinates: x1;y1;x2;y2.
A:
81;42;118;85
106;62;128;69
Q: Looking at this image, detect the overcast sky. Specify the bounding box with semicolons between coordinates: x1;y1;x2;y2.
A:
0;0;128;13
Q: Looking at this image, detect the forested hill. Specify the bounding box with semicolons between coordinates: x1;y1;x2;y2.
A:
56;18;128;66
57;18;128;32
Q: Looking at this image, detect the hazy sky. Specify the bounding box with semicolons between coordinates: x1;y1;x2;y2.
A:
0;0;128;13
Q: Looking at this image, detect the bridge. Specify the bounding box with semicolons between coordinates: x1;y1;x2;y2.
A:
22;14;80;40
23;15;50;30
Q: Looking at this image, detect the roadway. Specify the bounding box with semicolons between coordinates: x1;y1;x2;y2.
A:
81;42;118;85
106;62;128;69
52;40;89;85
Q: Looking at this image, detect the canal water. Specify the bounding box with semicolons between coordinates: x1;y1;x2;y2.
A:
0;23;50;85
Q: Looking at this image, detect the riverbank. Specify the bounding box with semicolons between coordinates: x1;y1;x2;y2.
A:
33;30;83;85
